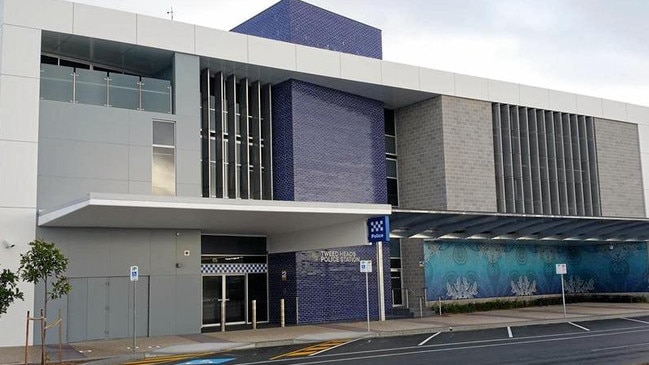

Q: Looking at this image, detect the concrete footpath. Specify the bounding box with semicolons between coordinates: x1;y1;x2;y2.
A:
3;302;649;365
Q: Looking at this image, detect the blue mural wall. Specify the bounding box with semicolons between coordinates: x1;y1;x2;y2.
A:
423;241;649;301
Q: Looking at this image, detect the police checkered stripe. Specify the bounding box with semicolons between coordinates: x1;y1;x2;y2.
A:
369;220;384;233
201;263;268;274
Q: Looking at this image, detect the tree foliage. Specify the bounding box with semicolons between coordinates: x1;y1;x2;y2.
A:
19;239;71;318
0;265;23;316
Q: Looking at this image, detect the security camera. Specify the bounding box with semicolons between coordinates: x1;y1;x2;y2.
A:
3;240;16;249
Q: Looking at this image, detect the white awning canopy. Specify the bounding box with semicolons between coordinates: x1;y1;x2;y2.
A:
38;193;392;252
391;209;649;242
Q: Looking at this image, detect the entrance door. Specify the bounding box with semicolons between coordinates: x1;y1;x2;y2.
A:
202;275;246;327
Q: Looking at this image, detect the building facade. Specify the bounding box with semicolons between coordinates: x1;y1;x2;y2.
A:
1;0;649;347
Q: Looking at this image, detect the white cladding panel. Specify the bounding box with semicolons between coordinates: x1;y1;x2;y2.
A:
195;26;248;63
381;61;419;90
3;0;72;33
1;25;40;78
602;99;628;122
548;89;578;114
419;68;454;95
488;79;519;105
519;84;549;109
73;3;136;44
454;73;488;100
576;94;603;118
0;75;39;142
340;53;381;84
136;15;195;54
296;44;341;78
248;35;296;71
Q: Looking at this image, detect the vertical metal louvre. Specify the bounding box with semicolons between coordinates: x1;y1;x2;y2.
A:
492;103;601;216
200;69;272;201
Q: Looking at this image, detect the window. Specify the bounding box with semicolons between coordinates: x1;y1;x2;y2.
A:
152;121;176;195
385;109;399;206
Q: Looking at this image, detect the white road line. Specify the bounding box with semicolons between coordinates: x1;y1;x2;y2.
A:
591;342;649;352
418;332;441;346
309;338;362;357
568;322;590;332
507;326;513;338
622;317;649;325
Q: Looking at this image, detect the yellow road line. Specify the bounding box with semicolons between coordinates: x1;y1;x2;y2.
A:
123;352;211;365
271;339;350;360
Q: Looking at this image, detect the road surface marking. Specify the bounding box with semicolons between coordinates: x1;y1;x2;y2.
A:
235;327;649;365
418;332;441;346
310;338;362;356
123;352;211;365
271;339;350;359
622;317;649;325
568;322;590;331
591;342;649;352
507;327;513;338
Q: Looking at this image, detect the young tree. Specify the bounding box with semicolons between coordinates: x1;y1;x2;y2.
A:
19;239;71;365
0;265;23;316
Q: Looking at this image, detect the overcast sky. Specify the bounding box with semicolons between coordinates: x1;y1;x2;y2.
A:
73;0;649;107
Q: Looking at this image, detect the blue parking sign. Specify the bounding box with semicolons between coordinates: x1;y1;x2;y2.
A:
130;265;139;281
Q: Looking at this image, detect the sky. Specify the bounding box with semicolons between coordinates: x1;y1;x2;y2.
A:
73;0;649;107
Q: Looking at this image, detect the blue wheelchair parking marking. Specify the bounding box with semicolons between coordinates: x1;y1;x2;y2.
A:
177;358;234;365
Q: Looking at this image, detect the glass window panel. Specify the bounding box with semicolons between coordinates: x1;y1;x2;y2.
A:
386;159;397;178
153;121;175;146
109;73;139;110
141;77;171;113
75;68;107;106
385;136;396;155
152;146;175;195
389;240;401;258
40;64;74;102
384;110;396;135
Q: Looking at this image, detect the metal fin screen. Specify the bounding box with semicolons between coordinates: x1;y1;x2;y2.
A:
492;103;601;216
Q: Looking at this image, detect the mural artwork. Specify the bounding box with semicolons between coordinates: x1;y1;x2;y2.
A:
423;241;649;301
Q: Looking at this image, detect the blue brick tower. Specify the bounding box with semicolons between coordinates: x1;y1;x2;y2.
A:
234;0;391;324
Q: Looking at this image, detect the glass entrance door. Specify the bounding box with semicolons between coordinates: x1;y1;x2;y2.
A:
202;275;247;326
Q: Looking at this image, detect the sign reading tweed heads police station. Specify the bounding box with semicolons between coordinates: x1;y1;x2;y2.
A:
367;216;390;243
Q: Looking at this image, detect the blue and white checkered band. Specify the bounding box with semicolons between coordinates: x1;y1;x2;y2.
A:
201;263;268;274
370;220;384;233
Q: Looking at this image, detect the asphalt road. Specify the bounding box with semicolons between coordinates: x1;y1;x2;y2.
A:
154;317;649;365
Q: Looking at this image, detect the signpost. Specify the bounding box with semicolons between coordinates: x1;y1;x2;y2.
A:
130;265;138;352
367;216;389;322
360;260;372;332
556;263;567;319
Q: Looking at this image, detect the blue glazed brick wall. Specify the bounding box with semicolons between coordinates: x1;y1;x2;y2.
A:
232;0;382;59
271;81;295;201
268;252;297;323
268;244;392;325
272;79;386;204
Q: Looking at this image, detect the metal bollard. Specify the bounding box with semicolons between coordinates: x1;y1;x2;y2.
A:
280;299;285;327
296;297;299;325
221;300;226;332
419;297;423;318
252;300;257;330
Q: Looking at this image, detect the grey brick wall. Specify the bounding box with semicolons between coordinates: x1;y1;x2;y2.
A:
441;96;497;212
395;96;496;212
595;118;645;217
396;97;446;209
400;238;425;309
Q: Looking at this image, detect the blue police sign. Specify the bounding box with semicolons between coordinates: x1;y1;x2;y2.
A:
367;216;390;243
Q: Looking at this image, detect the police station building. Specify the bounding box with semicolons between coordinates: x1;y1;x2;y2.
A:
2;0;649;346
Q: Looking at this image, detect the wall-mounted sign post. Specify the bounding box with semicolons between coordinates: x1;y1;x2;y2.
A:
367;216;390;322
130;265;139;352
360;260;372;332
556;263;567;319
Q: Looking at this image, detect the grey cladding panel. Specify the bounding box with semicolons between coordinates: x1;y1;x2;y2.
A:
595;118;645;217
175;274;202;334
149;275;176;336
